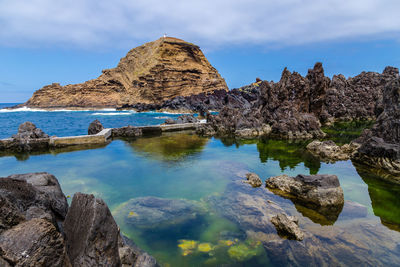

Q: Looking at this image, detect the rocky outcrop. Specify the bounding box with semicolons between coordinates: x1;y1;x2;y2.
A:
88;119;104;135
0;122;50;152
164;114;199;125
353;77;400;182
244;173;262;187
266;174;344;224
0;173;158;267
270;213;304;241
23;37;228;109
306;140;360;162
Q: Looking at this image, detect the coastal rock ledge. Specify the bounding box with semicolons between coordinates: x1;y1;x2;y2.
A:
22;37;228;109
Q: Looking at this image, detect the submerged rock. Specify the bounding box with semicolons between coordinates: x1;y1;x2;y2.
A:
306;140;360;162
88;119;104;135
114;196;204;229
271;213;304;241
244;173;262;187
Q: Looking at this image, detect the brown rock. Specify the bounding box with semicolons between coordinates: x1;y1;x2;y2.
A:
244;173;262;187
271;213;304;241
24;37;228;109
88;119;104;135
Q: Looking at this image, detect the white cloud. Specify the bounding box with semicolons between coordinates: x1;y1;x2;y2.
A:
0;0;399;49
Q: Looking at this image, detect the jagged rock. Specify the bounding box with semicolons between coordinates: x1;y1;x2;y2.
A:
114;197;204;229
2;122;50;152
164;118;176;124
271;213;304;241
63;193;121;266
353;77;400;181
176;114;199;124
0;218;70;267
23;37;228;109
12;122;49;139
119;235;159;267
306;140;360;162
88;119;104;135
0;173;68;232
244;173;262;187
112;126;143;138
266;174;344;224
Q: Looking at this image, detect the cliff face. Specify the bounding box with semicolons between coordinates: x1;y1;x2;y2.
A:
24;37;228;108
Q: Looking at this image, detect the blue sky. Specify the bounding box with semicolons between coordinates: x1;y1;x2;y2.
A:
1;0;400;102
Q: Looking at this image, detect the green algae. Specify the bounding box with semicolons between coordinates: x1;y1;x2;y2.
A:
227;240;263;262
322;120;374;145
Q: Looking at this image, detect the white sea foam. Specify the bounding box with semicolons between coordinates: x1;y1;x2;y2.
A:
91;112;133;116
0;106;120;113
154;116;169;119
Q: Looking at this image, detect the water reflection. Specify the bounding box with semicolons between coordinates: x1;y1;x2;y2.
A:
354;163;400;232
257;139;321;174
127;132;209;162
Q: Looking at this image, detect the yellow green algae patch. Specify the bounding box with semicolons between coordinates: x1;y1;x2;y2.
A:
227;240;263;261
197;243;214;253
178;240;198;256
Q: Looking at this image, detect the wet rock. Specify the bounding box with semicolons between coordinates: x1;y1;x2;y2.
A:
88;119;104;135
0;218;70;266
306;140;360;162
244;173;262;187
271;213;304;241
12;122;49;140
176;114;199;124
2;122;50;152
119;235;159;267
112;126;143;138
114;197;204;229
63;193;121;266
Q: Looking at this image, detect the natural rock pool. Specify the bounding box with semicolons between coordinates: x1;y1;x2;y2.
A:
1;131;399;266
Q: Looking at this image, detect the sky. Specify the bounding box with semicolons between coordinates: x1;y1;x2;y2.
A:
0;0;400;102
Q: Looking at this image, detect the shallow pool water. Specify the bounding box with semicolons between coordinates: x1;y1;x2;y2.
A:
1;131;399;266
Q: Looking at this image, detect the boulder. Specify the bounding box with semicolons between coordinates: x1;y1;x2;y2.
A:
114;197;204;229
88;119;104;135
270;213;304;241
244;173;262;187
12;122;49;140
0;218;70;266
306;140;360;162
63;193;121;266
176;114;199;124
3;122;50;152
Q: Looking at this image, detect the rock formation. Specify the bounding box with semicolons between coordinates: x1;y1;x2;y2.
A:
244;173;262;187
306;140;360;162
88;119;104;135
352;76;400;182
266;174;344;224
23;37;228;109
0;173;158;267
270;213;304;241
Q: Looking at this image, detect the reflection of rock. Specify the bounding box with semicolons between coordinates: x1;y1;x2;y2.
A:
256;140;321;174
88;119;104;135
271;214;304;241
114;197;204;229
244;173;262;187
266;174;344;225
306;140;360;162
355;164;400;232
128;133;208;161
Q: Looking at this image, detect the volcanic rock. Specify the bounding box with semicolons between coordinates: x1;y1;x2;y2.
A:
88;119;104;135
24;37;228;109
306;140;360;162
63;193;121;266
271;213;304;241
1;122;50;152
244;173;262;187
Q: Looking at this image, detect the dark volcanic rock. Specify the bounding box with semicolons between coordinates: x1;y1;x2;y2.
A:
1;122;50;152
0;218;70;266
266;174;344;224
353;77;400;181
112;126;143;138
63;193;121;266
164;114;199;125
88;119;104;135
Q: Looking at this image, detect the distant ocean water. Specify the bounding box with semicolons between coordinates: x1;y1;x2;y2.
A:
0;103;184;139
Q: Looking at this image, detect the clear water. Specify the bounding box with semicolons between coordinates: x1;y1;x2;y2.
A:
0;106;399;266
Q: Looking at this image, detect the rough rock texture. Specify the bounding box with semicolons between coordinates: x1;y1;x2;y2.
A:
24;37;228;108
63;193;121;266
119;235;159;267
271;213;304;241
196;63;399;139
112;126;144;138
164;114;199;124
0;218;70;267
0;122;50;152
0;173;68;233
88;119;104;135
266;174;344;224
244;173;262;187
306;140;360;162
353;77;400;181
114;197;204;229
